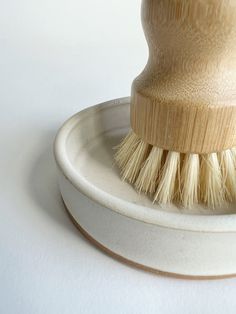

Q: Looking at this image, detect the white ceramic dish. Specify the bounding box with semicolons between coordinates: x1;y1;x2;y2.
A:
54;97;236;279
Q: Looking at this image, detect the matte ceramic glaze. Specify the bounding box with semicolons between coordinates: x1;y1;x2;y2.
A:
54;97;236;278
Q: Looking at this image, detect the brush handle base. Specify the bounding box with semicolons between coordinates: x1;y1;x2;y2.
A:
131;88;236;154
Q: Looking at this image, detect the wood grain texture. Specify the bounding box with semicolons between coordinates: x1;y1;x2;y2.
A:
131;0;236;153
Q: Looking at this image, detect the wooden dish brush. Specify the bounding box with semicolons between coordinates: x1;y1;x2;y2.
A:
115;0;236;208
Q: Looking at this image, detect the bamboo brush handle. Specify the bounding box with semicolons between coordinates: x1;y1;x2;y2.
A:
131;0;236;154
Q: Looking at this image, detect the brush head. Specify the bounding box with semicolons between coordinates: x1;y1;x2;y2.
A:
115;131;236;209
116;0;236;208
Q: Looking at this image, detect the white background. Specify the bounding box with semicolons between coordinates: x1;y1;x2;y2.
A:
1;0;236;313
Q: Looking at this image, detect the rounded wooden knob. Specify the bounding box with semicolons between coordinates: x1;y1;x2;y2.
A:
131;0;236;153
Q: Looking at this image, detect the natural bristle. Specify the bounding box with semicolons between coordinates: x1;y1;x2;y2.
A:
220;150;236;202
181;154;199;208
135;147;163;194
200;153;224;208
154;151;180;204
115;131;236;208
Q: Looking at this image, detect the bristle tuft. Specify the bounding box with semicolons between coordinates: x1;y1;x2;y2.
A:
120;140;150;184
154;151;180;204
135;147;163;194
114;131;140;169
114;131;236;208
200;153;224;208
180;154;199;208
220;149;236;201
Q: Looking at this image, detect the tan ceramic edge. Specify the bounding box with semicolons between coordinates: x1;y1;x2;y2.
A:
64;201;236;280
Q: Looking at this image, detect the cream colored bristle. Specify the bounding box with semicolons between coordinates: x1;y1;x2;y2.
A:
180;154;199;208
220;150;236;201
231;147;236;162
121;140;150;184
154;151;180;204
115;131;236;208
200;153;224;208
114;131;140;169
135;147;163;194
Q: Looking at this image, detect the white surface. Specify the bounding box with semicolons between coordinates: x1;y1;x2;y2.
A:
1;0;236;313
